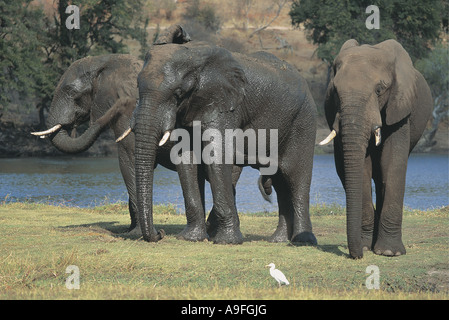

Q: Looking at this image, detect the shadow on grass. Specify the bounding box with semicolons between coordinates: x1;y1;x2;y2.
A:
59;222;349;257
58;221;122;233
315;244;349;257
59;221;188;240
286;241;349;257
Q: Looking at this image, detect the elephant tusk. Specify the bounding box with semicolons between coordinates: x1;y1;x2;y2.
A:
115;127;132;143
318;130;337;145
374;127;381;146
159;131;171;146
31;124;62;138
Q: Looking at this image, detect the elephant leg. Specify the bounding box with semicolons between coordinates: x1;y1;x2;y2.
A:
206;162;243;244
176;154;208;242
269;176;292;243
374;125;409;256
270;165;316;245
117;143;141;236
207;165;242;238
361;154;375;251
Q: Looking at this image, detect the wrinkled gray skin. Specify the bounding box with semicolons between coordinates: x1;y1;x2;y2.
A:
37;26;247;239
324;39;432;259
42;54;143;234
134;42;317;245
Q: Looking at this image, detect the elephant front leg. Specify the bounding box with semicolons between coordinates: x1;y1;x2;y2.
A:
206;163;243;244
374;126;409;256
176;158;208;242
207;165;242;238
117;143;142;237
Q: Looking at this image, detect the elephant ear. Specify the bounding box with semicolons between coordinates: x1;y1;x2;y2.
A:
154;25;191;45
324;63;337;130
339;39;359;53
181;46;247;125
377;39;416;125
324;40;359;129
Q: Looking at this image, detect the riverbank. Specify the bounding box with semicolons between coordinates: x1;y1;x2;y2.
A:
1;115;448;158
0;202;447;299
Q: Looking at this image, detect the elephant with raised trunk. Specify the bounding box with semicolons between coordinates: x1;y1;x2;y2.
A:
31;26;195;236
32;26;250;240
32;53;143;234
319;39;432;259
133;42;318;245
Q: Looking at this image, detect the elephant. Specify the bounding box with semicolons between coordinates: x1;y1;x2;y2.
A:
133;41;318;245
319;39;432;259
31;25;250;240
30;26;194;235
31;53;144;234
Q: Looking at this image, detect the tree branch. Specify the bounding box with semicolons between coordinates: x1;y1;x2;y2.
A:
249;0;288;38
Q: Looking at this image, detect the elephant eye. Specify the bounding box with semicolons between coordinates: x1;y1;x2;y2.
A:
375;86;381;95
376;80;388;96
174;88;183;99
375;84;384;96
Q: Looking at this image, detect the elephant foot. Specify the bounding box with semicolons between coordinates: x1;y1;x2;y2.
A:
267;224;289;243
123;225;143;238
177;223;208;242
291;231;317;246
142;228;166;242
212;226;243;245
361;235;373;251
373;238;406;257
206;213;219;239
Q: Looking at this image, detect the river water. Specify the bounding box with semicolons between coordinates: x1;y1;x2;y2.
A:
0;154;447;212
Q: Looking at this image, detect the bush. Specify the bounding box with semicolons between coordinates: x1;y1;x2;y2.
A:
184;0;222;32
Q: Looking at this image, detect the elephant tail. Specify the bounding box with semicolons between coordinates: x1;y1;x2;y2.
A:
258;175;273;203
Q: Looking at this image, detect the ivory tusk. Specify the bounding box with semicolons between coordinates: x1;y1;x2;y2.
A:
159;131;171;146
115;127;132;143
318;130;337;145
374;127;381;146
31;124;62;137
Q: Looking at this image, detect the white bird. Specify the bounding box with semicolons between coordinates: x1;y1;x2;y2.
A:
266;263;289;286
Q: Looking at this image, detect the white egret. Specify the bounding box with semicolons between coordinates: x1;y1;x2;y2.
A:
266;263;289;286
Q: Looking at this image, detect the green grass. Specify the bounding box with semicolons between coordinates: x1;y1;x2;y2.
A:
0;202;448;299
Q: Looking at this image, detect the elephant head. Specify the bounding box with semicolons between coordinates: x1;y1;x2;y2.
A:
320;39;418;258
31;55;141;153
32;25;191;154
134;43;246;242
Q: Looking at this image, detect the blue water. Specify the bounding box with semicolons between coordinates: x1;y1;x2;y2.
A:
0;154;447;211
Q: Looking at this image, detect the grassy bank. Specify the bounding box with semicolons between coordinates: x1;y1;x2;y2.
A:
0;202;447;299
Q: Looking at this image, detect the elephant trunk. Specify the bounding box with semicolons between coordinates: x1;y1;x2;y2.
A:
135;95;167;242
43;94;103;154
340;111;370;259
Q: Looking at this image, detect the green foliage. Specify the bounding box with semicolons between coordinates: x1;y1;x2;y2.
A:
416;44;449;103
52;0;148;67
0;0;148;115
290;0;444;64
415;44;449;142
0;1;54;108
